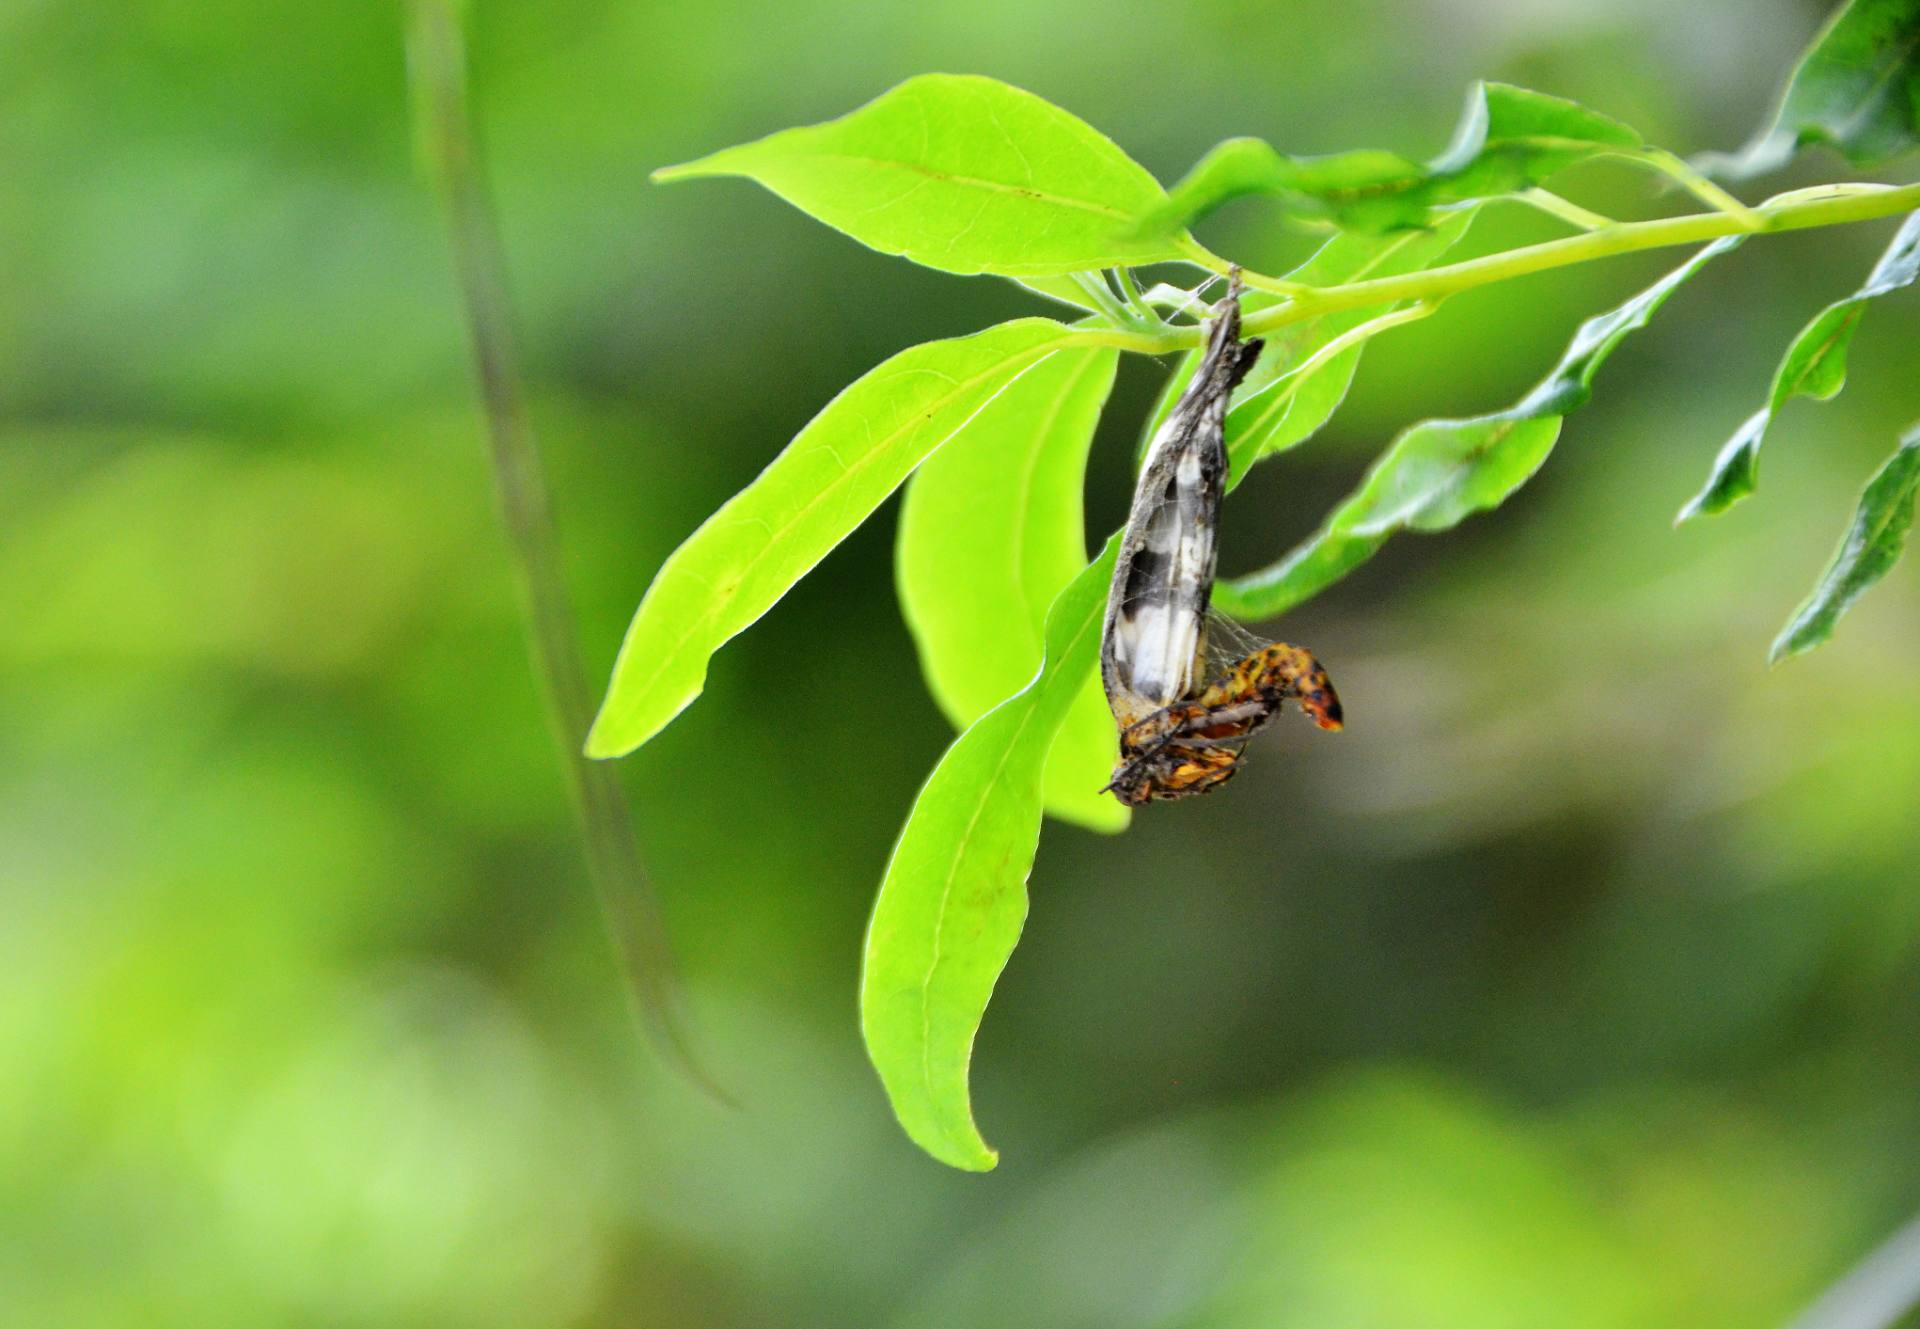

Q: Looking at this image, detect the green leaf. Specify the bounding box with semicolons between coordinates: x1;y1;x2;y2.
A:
1136;82;1641;239
861;541;1117;1171
1340;415;1565;536
897;345;1127;834
1515;234;1749;417
1009;274;1102;311
1772;427;1920;661
1702;0;1920;179
655;75;1191;276
587;318;1075;758
1679;211;1920;521
1217;235;1741;619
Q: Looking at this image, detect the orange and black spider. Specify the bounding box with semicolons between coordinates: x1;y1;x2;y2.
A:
1102;641;1343;806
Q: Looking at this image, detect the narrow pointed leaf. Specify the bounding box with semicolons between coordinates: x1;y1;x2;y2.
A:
588;319;1074;757
897;345;1126;833
1702;0;1920;179
861;540;1116;1170
1772;428;1920;661
1514;234;1749;416
655;75;1190;276
1680;211;1920;520
1136;82;1641;238
1218;236;1740;619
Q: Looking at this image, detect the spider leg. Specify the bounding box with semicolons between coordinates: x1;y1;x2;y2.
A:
1174;698;1266;733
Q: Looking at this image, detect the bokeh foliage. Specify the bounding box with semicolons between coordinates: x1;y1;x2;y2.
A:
5;0;1920;1324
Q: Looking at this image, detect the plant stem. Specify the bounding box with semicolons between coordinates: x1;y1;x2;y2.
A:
1069;270;1132;326
1632;148;1765;230
405;0;719;1094
1063;182;1920;359
1110;266;1162;328
1242;181;1920;337
1178;233;1310;297
1512;188;1615;232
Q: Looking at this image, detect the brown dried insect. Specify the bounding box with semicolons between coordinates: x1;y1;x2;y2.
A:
1098;273;1343;806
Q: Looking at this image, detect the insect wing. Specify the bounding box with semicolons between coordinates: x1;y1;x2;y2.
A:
1100;286;1262;729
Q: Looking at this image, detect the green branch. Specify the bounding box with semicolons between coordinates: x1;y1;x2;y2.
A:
1247;182;1920;333
1065;182;1920;357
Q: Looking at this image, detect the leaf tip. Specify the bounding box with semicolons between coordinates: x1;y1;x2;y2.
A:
584;691;681;759
650;159;708;184
581;718;630;760
939;1139;1000;1173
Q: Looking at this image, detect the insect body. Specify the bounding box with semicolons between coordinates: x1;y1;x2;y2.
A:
1098;275;1343;806
1103;636;1343;805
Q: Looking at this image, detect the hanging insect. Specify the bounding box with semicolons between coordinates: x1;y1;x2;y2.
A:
1099;271;1344;806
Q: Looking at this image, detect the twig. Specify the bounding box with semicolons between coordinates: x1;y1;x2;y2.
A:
404;0;723;1097
1051;182;1920;357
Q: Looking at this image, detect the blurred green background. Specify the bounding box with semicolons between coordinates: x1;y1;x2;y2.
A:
6;1;1920;1324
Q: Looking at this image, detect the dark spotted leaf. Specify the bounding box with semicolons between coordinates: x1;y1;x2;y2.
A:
1702;0;1920;179
1136;82;1641;239
1772;427;1920;661
1679;210;1920;520
655;75;1191;276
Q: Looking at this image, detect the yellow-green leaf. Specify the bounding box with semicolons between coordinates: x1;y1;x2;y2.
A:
655;75;1190;276
860;541;1117;1170
896;345;1126;833
1137;83;1641;239
587;319;1074;758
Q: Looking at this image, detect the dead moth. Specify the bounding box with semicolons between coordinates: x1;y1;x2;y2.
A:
1098;272;1343;806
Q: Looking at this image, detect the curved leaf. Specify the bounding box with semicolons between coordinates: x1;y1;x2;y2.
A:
897;345;1126;833
587;318;1074;758
1219;235;1741;618
1679;210;1920;521
655;75;1189;276
1773;427;1920;661
1137;82;1640;239
1702;0;1920;179
861;540;1117;1171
